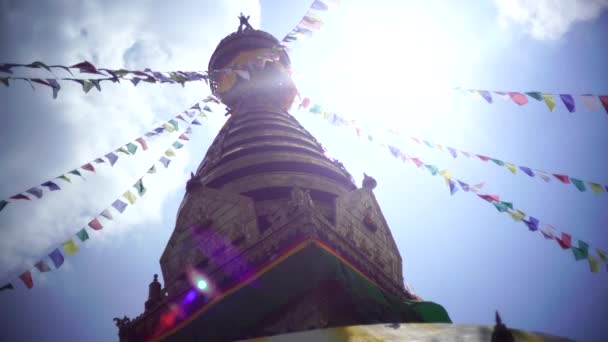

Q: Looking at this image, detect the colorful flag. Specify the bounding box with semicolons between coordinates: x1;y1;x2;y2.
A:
105;152;118;166
0;283;14;291
154;127;165;134
311;0;329;11
597;248;607;263
163;123;176;132
525;92;543;101
134;179;146;196
457;180;469;192
116;146;130;155
88;218;103;230
26;187;43;199
147;165;157;174
553;174;570;184
508;92;528;105
126;142;138;154
477;155;490;162
159;156;171;168
490;158;504;166
57;174;72;183
516;166;532;177
478;90;492;103
112;199;128;213
448;179;458;195
63;239;80;256
580;95;600;112
600;96;608;113
172;141;184;149
588;182;605;194
192;119;201;125
49;248;64;268
0;200;8;212
478;194;499;202
76;228;89;242
571;240;589;261
176;114;187;122
447;147;458;158
411;158;423;167
388;145;400;158
179;133;190;141
168;119;179;130
588;255;600;273
540;224;556;240
82;163;95;173
557;232;572;249
165;149;176;157
35;260;51;272
10;194;30;201
41;181;60;191
425;165;439;175
185;126;193;134
19;271;33;289
559;94;575;113
493;201;510;213
536;171;552;182
505;163;517;174
100;209;113;220
570;178;586;192
508;210;525;222
123;190;137;205
543;94;555;112
523;216;539;231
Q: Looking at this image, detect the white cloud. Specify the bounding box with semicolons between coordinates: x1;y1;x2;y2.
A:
494;0;608;40
0;0;259;281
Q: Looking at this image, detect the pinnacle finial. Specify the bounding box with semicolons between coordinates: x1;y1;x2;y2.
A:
237;13;253;33
153;274;158;282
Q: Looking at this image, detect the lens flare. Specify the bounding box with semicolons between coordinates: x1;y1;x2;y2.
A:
197;279;208;290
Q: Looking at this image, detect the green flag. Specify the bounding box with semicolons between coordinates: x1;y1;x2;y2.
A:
490;158;504;166
588;255;600;273
126;142;138;154
116;146;130;155
76;228;89;242
493;202;510;213
570;178;586;192
525;92;543;101
424;165;438;175
168;119;179;130
571;240;589;261
172;141;184;149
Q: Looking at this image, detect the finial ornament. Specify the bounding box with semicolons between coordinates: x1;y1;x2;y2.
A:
237;13;253;33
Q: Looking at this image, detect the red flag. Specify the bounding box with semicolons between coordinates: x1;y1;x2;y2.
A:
508;92;529;105
478;194;499;202
557;232;572;249
135;137;148;150
298;97;311;109
19;271;33;289
411;158;423;167
599;96;608;114
553;174;570;184
411;137;421;144
476;155;490;162
179;133;190;141
82;163;95;173
10;194;30;201
88;218;103;230
70;61;100;74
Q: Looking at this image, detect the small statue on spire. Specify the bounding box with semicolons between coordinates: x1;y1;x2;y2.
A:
237;13;253;33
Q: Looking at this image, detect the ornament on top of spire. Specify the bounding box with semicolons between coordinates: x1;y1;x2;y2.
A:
237;13;254;33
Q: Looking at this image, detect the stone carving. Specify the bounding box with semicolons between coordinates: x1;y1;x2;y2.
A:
113;316;131;329
287;187;314;215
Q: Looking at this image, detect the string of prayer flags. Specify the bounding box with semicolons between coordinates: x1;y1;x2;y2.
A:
0;100;209;214
459;88;608;114
281;0;338;48
2;119;201;293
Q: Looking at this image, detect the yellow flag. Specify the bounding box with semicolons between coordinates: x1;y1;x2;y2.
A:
63;239;80;256
508;210;525;222
542;94;555;112
468;90;480;98
589;182;605;194
588;255;600;273
163;123;175;132
165;149;176;157
439;170;451;179
123;190;137;205
437;144;445;152
505;163;517;174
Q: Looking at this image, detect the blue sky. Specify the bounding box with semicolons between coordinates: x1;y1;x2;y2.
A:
0;0;607;341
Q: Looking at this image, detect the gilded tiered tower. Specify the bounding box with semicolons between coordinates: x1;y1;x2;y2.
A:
115;22;450;342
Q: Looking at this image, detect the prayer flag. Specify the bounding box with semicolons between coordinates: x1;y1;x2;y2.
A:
423;140;434;148
179;133;189;141
148;165;157;174
134;179;146;196
447;147;458;158
490;158;504;166
571;240;589;261
94;158;105;164
411;158;423;167
508;92;528;105
123;190;137;204
176;114;188;122
570;178;586;192
557;232;572;249
599;96;608;113
154;127;165;134
311;0;328;11
88;218;103;230
525;92;543;101
130;78;142;87
508;210;525;222
589;182;605;194
35;260;51;272
41;181;60;191
580;95;600;112
588;255;600;273
457;180;469;192
536;171;552;182
523;216;539;231
70;61;99;74
19;271;33;289
439;170;451;180
49;248;64;268
100;209;113;220
116;146;129;155
76;228;89;242
543;94;555;112
105;152;118;166
191;103;201;111
0;200;8;212
493;201;510;213
165;149;176;157
163;123;176;132
126;142;138;154
185;126;193;134
63;239;80;256
10;194;30;201
160;156;171;168
461;151;472;158
478;194;499;202
0;283;14;291
58;174;72;183
203;105;212;112
26;187;43;199
172;141;184;149
540;224;556;239
82;163;95;173
553;174;570;184
519;166;534;177
425;165;439;175
559;94;576;113
112;199;127;213
478;90;492;103
169;119;179;130
135;137;148;151
388;145;400;158
596;248;607;263
477;155;490;162
448;179;458;195
69;169;83;178
505;163;517;174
